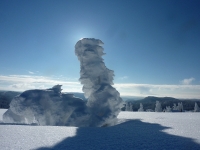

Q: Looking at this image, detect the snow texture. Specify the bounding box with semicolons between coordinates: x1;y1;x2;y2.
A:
1;110;200;150
3;38;123;127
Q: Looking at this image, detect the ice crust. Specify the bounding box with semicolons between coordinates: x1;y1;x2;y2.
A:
3;38;123;127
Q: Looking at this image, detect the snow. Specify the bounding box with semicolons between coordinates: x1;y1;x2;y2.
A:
0;109;7;122
194;102;200;112
3;86;88;126
3;38;123;127
1;110;200;150
118;112;200;144
138;103;144;112
75;38;123;127
1;38;199;149
155;101;162;112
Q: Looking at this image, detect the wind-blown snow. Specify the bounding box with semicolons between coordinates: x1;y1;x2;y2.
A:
3;38;123;127
1;111;200;150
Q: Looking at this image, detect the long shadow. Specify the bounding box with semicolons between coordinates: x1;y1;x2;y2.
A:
37;119;200;150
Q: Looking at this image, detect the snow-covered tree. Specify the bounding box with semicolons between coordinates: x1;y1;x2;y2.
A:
165;106;172;112
172;103;178;111
126;103;133;111
155;101;162;112
194;102;200;112
129;103;133;111
177;102;184;112
172;103;183;112
126;103;129;111
138;103;144;112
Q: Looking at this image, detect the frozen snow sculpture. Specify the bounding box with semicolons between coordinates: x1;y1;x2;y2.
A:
194;102;200;112
75;38;123;127
138;103;144;112
155;101;162;112
3;38;123;127
3;85;88;126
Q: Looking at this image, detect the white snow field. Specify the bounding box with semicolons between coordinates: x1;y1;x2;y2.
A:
1;110;200;150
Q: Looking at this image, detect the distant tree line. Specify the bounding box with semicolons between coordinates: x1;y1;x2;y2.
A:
1;91;200;112
122;96;200;112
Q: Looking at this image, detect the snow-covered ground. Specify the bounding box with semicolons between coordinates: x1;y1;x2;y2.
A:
1;109;200;150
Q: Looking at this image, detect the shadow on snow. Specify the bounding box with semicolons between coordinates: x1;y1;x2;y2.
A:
36;119;200;150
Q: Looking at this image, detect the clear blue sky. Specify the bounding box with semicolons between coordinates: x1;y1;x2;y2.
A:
0;0;200;98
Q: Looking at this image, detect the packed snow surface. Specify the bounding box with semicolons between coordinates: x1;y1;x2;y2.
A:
1;110;200;150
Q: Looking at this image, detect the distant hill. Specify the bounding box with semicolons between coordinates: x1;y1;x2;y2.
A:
120;96;144;101
124;96;200;111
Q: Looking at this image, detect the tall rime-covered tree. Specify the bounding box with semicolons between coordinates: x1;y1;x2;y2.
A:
155;101;162;112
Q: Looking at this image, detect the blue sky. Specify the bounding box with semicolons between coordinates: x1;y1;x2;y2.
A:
0;0;200;98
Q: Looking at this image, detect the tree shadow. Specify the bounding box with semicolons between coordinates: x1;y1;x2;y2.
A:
36;119;200;150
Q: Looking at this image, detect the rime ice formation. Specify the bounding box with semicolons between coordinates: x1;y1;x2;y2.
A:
138;103;144;112
194;102;200;112
126;102;133;111
3;38;123;127
75;38;123;126
3;85;88;126
155;101;162;112
165;106;172;112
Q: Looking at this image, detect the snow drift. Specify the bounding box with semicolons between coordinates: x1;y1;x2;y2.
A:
3;38;123;127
